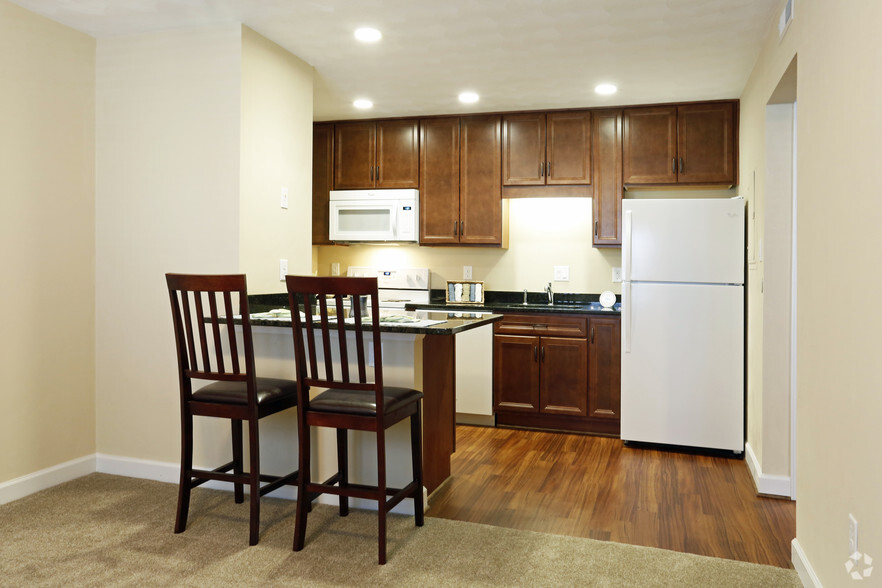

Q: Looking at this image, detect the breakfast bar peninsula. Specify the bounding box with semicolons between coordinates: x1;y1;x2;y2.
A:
246;302;500;502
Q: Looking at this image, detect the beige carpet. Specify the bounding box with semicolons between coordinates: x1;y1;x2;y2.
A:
0;474;799;587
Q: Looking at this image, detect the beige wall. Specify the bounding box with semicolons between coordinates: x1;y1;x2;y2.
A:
239;26;314;292
0;2;96;484
741;0;882;584
94;25;313;469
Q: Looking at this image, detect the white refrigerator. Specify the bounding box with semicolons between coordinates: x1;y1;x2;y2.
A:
620;197;744;453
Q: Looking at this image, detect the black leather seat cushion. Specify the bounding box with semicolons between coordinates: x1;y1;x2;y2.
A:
310;386;422;416
193;377;298;405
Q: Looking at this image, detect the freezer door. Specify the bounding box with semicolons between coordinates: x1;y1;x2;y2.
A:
621;281;743;452
623;198;744;284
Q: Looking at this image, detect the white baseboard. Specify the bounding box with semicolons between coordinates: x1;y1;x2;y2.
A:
4;453;418;516
0;455;96;505
96;453;416;514
745;442;792;497
792;538;822;587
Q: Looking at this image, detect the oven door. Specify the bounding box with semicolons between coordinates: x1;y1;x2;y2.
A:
329;199;399;242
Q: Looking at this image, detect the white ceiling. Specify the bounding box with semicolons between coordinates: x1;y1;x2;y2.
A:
10;0;781;121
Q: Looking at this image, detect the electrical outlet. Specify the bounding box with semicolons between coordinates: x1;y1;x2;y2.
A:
279;258;288;281
280;186;288;209
331;262;340;276
849;513;858;555
553;265;569;281
612;267;623;283
463;265;473;279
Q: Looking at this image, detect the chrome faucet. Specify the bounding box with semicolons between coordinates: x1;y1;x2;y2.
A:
545;282;553;305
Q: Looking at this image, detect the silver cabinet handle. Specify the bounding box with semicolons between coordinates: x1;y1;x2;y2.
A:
546;161;550;176
591;326;595;344
370;166;374;181
672;157;677;174
679;158;684;174
454;221;458;236
539;162;544;177
540;346;545;362
460;221;464;236
533;346;538;361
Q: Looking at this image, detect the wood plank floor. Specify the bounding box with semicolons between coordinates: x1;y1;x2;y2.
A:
427;425;796;569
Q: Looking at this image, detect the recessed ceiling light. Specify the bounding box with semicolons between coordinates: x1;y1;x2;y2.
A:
458;92;480;104
354;28;382;42
353;99;373;109
594;83;618;95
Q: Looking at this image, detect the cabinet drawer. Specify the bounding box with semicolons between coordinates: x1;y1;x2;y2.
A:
494;313;588;338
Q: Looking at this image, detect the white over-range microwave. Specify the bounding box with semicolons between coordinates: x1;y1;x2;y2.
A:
328;189;419;243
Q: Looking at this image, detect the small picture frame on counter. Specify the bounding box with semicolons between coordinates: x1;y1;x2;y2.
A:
446;280;484;305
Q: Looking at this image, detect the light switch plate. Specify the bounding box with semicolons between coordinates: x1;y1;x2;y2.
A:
280;186;289;209
553;265;569;281
463;265;473;279
331;262;340;276
279;258;288;281
612;267;623;283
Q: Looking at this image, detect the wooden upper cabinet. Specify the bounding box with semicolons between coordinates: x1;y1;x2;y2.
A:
503;113;545;185
312;123;334;245
592;109;623;247
623;106;677;184
677;102;736;184
546;111;592;184
334;119;418;189
419;117;460;244
459;114;502;245
376;119;420;188
334;121;375;189
503;111;591;186
623;101;736;186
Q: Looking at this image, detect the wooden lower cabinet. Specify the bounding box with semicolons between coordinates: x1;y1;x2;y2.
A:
494;313;620;435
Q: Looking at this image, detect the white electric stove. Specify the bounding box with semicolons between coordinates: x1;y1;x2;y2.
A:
345;267;431;312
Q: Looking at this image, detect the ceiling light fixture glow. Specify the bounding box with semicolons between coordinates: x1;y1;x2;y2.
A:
594;83;618;95
458;91;480;104
354;27;382;42
353;99;373;109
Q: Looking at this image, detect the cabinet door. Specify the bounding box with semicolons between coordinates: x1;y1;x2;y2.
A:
334;121;376;189
547;110;591;185
539;337;588;416
588;316;621;420
592;109;623;247
312;123;334;245
494;335;540;412
622;106;677;185
419;118;460;244
376;119;419;188
677;102;736;184
502;112;545;186
460;114;502;245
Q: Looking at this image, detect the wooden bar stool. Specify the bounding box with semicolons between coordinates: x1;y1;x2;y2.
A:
285;275;424;564
166;273;300;545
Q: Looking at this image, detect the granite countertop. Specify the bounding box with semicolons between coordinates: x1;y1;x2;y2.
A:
246;294;501;335
407;290;622;316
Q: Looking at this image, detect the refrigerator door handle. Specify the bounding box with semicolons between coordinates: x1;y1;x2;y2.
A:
623;281;631;353
623;210;633;281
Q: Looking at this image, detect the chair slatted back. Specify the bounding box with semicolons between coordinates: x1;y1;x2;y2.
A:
286;276;383;405
166;274;256;393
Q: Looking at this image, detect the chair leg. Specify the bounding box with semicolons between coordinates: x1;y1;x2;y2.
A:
174;410;194;534
411;408;425;527
336;428;349;517
377;429;387;565
232;419;244;504
293;422;311;552
247;418;261;546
